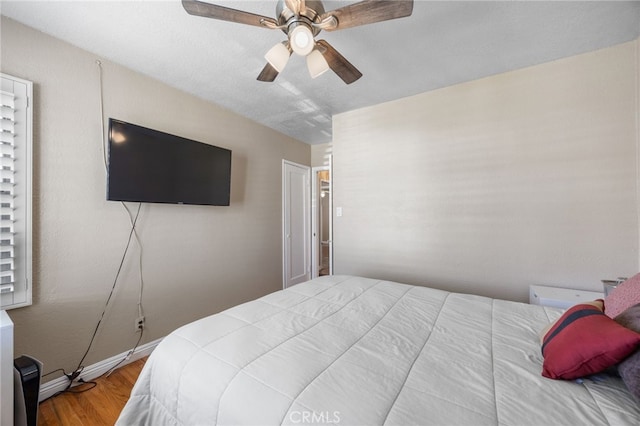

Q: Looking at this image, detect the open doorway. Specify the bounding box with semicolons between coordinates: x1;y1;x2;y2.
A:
312;166;332;277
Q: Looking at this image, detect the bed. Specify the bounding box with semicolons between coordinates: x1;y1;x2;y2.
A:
116;275;640;425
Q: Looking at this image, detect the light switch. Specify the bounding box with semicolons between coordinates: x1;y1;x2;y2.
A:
336;207;342;217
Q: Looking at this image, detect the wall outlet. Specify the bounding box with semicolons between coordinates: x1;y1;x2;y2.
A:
135;316;145;332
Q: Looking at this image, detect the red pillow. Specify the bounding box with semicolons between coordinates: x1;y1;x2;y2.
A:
541;303;640;380
605;273;640;318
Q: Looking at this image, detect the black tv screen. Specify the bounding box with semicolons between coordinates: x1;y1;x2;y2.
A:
107;119;231;206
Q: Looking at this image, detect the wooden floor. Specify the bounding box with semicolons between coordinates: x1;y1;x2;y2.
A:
38;358;146;426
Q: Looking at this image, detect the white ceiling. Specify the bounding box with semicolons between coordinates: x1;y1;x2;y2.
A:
2;1;640;144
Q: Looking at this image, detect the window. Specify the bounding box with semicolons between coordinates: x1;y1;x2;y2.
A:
0;73;33;310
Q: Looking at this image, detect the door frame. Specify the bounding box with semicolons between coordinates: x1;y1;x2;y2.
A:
311;164;333;277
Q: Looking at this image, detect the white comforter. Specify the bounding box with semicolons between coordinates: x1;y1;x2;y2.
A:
117;275;640;425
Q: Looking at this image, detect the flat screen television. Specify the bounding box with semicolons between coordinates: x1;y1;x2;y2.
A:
107;119;232;206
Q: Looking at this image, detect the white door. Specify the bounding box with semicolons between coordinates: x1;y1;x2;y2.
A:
282;160;311;288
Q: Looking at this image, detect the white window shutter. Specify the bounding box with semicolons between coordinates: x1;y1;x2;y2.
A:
0;74;32;310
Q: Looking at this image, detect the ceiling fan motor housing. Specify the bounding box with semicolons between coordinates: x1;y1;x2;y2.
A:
277;0;325;37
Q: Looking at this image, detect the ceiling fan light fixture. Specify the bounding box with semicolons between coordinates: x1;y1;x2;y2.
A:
265;42;290;72
289;25;314;56
307;49;329;79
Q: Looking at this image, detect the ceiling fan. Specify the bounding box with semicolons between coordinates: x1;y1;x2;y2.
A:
182;0;414;84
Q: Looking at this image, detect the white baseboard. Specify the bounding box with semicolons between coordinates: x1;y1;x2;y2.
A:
39;337;162;402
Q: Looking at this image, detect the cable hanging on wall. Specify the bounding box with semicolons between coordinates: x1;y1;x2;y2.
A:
41;60;149;395
89;59;147;376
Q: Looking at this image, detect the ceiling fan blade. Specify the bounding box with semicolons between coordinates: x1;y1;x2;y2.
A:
316;40;362;85
321;0;414;31
257;63;280;82
182;0;278;28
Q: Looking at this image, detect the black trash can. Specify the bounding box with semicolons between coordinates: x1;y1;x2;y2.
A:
14;355;41;426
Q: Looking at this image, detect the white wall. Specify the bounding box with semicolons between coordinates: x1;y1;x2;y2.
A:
311;142;333;167
333;40;639;302
1;17;309;377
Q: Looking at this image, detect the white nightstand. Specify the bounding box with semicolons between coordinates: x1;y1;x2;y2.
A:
529;285;604;309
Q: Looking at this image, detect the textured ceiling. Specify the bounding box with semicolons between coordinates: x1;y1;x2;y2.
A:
2;1;640;144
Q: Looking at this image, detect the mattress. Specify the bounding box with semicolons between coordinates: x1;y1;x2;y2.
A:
117;275;640;425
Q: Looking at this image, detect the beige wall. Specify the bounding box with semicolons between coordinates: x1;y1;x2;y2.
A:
333;40;639;303
1;17;309;376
